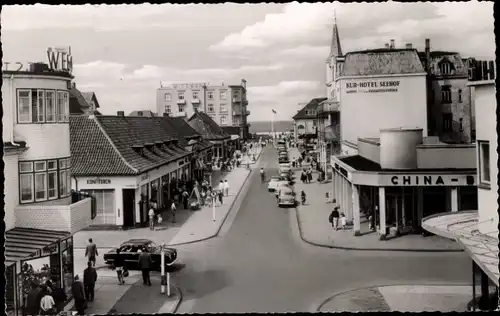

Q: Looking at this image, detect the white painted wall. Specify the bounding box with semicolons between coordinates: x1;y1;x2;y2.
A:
474;83;498;238
340;74;428;144
4;154;19;231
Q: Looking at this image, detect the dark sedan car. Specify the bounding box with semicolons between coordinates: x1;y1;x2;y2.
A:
103;239;177;271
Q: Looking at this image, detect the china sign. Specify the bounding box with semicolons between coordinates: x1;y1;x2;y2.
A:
383;174;476;187
345;80;400;94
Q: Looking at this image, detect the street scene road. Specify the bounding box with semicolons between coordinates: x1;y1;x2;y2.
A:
173;146;472;313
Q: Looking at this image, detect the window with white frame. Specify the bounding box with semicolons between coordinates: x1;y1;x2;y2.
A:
178;104;185;112
178;92;185;100
208;104;215;112
207;91;214;100
164;93;172;101
478;141;491;185
220;90;227;100
192;91;199;99
220;115;227;125
220;103;227;112
18;89;68;124
19;157;71;204
164;105;171;114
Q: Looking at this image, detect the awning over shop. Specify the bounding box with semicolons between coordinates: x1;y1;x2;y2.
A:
5;227;71;268
422;211;499;286
231;135;240;140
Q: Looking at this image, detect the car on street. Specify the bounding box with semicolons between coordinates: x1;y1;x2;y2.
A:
267;176;281;192
103;239;177;271
278;157;290;164
279;162;290;168
277;187;296;207
280;165;291;174
279;172;293;182
275;181;293;197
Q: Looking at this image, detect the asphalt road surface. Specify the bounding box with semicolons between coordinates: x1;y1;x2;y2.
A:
173;146;472;313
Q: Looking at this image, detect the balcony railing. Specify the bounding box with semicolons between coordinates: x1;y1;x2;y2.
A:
177;99;186;105
233;108;242;116
175;111;187;117
192;99;200;104
15;197;93;234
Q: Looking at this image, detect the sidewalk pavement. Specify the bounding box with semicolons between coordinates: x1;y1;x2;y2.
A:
65;271;181;315
318;284;472;312
293;169;463;252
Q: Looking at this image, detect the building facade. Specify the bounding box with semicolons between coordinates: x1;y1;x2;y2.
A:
70;113;213;229
3;49;92;316
292;98;328;140
422;59;497;311
187;111;232;159
156;80;250;139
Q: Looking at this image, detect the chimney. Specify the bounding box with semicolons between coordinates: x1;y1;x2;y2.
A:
406;43;412;49
384;43;390;49
425;38;431;72
390;39;395;49
117;111;125;117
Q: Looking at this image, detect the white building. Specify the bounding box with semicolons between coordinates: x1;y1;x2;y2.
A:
292;98;328;140
3;49;92;316
422;59;498;311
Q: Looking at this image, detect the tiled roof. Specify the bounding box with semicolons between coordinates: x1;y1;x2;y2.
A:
69;87;90;115
292;97;328;120
96;116;191;173
70;116;137;176
187;112;230;141
341;49;425;77
221;126;241;136
81;92;100;109
167;117;213;150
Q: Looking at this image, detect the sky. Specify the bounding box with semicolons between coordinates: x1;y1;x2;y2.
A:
1;2;495;122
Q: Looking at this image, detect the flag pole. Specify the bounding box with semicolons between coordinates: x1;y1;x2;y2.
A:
271;110;276;144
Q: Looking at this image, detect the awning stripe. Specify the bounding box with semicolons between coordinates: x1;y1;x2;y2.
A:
5;234;61;243
12;227;70;237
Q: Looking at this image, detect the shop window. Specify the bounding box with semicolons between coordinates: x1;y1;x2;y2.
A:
20;158;71;204
478;140;491;186
441;85;452;104
61;238;74;297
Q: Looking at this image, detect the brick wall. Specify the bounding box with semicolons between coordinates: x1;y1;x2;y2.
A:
15;197;91;234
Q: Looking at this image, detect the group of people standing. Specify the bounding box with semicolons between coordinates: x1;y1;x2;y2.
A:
300;168;314;183
200;179;229;207
25;278;68;316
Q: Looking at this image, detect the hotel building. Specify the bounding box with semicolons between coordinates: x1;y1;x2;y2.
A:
156;80;250;139
422;60;498;311
3;50;92;315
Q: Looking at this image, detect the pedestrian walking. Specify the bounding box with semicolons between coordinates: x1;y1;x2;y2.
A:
148;207;156;230
39;286;56;315
330;203;340;230
25;281;43;316
224;180;229;196
85;238;98;267
113;249;125;285
307;170;312;183
137;249;153;286
83;261;98;302
170;200;177;223
340;212;347;230
71;275;86;315
182;189;189;209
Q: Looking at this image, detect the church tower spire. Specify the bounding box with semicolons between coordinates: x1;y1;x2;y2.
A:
329;9;343;58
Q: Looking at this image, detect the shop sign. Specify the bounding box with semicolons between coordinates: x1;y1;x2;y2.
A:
171;83;208;90
384;174;476;186
42;243;58;256
345;79;400;94
467;58;495;82
87;178;111;184
47;47;73;74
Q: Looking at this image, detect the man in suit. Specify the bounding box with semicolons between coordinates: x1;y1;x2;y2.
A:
83;261;98;302
71;275;86;315
85;238;99;267
25;281;43;316
137;249;152;286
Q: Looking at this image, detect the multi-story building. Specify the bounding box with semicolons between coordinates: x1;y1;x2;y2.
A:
69;83;102;116
156;80;250;139
422;59;497;311
292;98;327;141
2;49;92;316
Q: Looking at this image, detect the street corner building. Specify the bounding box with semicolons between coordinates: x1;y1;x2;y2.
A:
187;110;233;159
421;60;498;311
69;111;214;229
3;48;94;315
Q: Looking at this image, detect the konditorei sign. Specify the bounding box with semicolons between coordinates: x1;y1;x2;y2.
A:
383;174;476;187
87;178;111;184
345;79;400;94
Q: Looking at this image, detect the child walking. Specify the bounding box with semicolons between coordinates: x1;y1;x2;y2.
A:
340;213;347;230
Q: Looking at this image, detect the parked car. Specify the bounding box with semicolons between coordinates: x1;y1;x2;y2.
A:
278;157;290;164
275;181;293;197
103;239;177;271
280;165;291;174
279;163;291;168
267;176;281;192
277;187;296;207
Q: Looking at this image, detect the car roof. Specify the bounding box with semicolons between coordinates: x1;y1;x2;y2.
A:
122;239;153;245
279;187;294;193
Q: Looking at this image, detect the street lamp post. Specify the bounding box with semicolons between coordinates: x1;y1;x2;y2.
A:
212;197;216;222
160;243;176;297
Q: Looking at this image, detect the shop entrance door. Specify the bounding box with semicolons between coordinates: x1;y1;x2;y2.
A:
122;189;135;228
